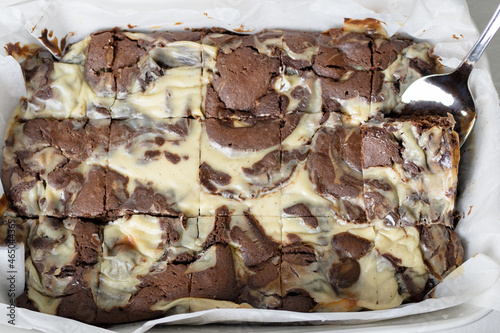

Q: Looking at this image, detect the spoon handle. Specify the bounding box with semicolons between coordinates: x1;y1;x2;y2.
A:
459;4;500;75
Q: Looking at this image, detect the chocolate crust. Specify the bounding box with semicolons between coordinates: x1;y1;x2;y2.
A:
212;47;280;111
205;118;280;151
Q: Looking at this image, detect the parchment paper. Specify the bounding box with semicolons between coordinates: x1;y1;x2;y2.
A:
0;0;500;332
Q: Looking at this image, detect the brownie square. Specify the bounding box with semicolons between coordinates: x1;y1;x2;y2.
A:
96;215;198;324
281;29;373;123
106;117;201;218
281;217;429;311
361;116;459;227
111;30;204;118
196;209;282;308
281;114;367;223
18;49;114;120
110;66;203;119
2;118;109;218
371;35;439;115
201;30;283;119
199;117;282;217
85;30;148;98
19;216;101;324
83;29;204;118
281;217;375;312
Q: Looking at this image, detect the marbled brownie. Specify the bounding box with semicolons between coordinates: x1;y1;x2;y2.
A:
15;49;113;120
361;115;459;227
15;216;101;324
2;21;465;326
197;208;282;309
107;117;200;218
95;214;198;324
201;29;283;119
280;28;372;123
281;218;429;311
2;118;109;218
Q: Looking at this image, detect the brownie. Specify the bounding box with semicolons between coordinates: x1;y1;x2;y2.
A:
281;112;367;222
361;115;459;227
4;22;465;326
281;217;431;311
419;224;464;288
281;28;373;124
16;49;114;120
18;216;101;324
106;117;201;218
84;29;148;98
2;118;109;218
199;117;282;216
96;214;198;324
371;35;439;115
108;32;204;118
196;208;281;308
78;29;205;118
201;30;283;119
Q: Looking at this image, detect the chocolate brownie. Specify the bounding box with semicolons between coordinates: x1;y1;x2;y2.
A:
282;217;429;311
281;112;367;223
18;216;101;324
65;29;204;118
3;21;465;326
281;28;373;123
96;214;198;324
108;32;204;118
371;35;439;115
419;224;464;288
199;117;282;216
361;115;459;227
196;208;281;308
201;30;283;119
2;118;109;218
16;49;114;120
106;117;200;218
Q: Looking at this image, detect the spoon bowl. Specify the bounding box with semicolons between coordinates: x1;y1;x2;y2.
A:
400;4;500;147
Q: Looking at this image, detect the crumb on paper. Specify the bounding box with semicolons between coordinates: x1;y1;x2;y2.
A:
174;22;183;25
127;24;138;29
468;205;473;216
203;12;213;19
233;24;254;33
344;18;387;36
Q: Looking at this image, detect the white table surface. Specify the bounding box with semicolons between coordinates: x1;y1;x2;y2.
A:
1;0;499;332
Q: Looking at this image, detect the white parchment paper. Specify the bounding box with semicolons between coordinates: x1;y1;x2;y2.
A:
0;0;500;331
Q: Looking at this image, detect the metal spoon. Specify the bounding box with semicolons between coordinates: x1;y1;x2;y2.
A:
401;4;500;147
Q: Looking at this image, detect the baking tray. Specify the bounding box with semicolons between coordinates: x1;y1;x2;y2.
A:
0;0;499;332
